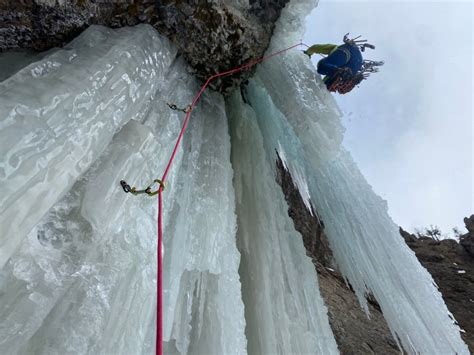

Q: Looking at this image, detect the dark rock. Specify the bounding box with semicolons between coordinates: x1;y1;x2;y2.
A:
400;227;417;243
464;215;474;233
461;235;474;256
423;254;445;262
154;0;290;93
460;215;474;256
316;264;399;355
275;154;334;268
401;223;474;352
0;0;290;92
0;0;152;51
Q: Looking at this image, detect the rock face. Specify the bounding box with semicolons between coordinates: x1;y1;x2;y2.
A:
401;220;474;352
460;215;474;256
0;0;289;92
276;156;400;354
155;0;288;92
0;0;157;51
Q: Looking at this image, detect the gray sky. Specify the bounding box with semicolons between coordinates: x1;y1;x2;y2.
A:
304;1;473;235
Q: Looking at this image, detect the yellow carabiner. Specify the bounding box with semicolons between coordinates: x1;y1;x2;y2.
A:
146;179;165;196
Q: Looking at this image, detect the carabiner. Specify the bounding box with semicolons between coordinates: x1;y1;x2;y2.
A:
145;179;165;196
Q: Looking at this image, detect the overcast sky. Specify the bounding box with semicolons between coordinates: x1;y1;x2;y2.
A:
304;1;473;235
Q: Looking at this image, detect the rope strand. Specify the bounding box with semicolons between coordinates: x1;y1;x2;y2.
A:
156;42;305;355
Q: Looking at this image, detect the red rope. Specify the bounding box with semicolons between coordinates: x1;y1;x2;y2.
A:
155;42;304;355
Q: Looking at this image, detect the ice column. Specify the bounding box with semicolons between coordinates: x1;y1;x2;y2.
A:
227;91;338;355
161;90;246;355
0;24;175;269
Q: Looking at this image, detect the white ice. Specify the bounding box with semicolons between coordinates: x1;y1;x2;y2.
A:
0;24;245;355
0;25;174;269
246;0;469;353
0;0;469;353
227;91;338;354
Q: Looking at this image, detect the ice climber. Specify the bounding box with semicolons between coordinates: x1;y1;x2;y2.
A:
304;33;384;94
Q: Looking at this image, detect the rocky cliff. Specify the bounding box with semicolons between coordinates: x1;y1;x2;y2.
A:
0;0;289;91
401;218;474;352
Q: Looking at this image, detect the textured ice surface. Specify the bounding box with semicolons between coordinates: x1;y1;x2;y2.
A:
245;0;469;353
227;91;338;355
0;25;245;354
160;90;245;355
0;120;161;354
0;1;469;354
0;25;174;269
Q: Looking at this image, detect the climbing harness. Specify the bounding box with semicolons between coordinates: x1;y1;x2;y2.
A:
120;179;165;196
118;41;321;355
166;102;192;113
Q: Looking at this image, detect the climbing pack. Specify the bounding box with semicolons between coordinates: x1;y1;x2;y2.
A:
326;34;384;94
326;68;364;94
325;58;384;94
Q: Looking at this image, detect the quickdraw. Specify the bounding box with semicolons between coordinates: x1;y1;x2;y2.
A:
166;102;192;113
120;179;165;197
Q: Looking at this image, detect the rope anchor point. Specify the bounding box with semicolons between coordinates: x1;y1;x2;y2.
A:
167;102;192;113
120;179;165;197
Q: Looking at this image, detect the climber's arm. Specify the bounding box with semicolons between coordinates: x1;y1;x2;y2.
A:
304;44;338;57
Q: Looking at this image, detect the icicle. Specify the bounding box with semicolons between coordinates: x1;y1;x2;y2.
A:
247;0;469;353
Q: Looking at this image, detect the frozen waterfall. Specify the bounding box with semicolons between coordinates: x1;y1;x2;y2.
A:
0;24;249;354
247;1;469;354
0;0;469;354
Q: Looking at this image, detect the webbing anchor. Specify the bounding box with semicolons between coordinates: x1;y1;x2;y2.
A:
120;179;165;197
167;102;192;113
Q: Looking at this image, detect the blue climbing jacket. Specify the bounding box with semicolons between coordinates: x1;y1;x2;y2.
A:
308;35;383;94
317;43;363;77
